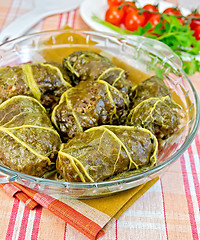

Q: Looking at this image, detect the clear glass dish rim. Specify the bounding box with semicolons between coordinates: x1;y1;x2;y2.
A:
0;29;199;189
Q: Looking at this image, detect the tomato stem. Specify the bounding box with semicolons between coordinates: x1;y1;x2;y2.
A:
119;0;200;20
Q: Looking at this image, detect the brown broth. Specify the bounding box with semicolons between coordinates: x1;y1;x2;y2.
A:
112;56;150;86
42;46;101;64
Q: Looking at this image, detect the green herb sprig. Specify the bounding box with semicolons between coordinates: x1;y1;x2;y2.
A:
92;14;200;75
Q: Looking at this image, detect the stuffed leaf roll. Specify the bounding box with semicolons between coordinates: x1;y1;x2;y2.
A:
0;62;72;110
126;75;184;140
131;76;171;107
56;125;158;182
63;50;132;97
127;96;182;140
51;80;129;140
0;96;62;177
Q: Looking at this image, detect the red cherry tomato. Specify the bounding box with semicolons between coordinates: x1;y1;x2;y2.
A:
105;6;125;26
143;4;159;22
124;9;146;31
123;1;136;14
188;12;200;30
107;0;122;7
163;7;184;25
148;14;162;31
163;7;181;15
193;25;200;40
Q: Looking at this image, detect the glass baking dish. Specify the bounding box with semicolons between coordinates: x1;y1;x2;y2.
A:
0;29;199;199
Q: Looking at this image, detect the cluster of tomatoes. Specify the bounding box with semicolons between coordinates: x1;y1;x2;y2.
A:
105;0;200;40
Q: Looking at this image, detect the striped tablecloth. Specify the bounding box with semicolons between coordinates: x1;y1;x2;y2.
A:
0;0;200;239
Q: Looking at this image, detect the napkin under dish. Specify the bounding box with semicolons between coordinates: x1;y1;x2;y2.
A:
0;178;158;240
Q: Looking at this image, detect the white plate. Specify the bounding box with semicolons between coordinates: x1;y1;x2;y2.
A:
80;0;191;34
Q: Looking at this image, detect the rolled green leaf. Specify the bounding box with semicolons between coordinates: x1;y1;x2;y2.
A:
51;80;129;140
0;62;72;110
63;50;132;98
127;76;183;140
0;95;62;177
56;125;158;182
131;76;171;107
127;96;182;140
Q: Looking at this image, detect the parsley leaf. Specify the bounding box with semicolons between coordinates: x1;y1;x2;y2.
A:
92;14;200;75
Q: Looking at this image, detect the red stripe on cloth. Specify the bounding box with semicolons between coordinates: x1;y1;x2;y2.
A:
31;206;42;240
160;179;169;240
66;12;70;25
6;198;20;240
64;222;67;240
180;155;199;239
72;10;77;28
115;220;118;240
48;199;104;240
195;135;200;162
58;13;63;29
18;206;30;240
188;145;200;211
12;183;105;239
